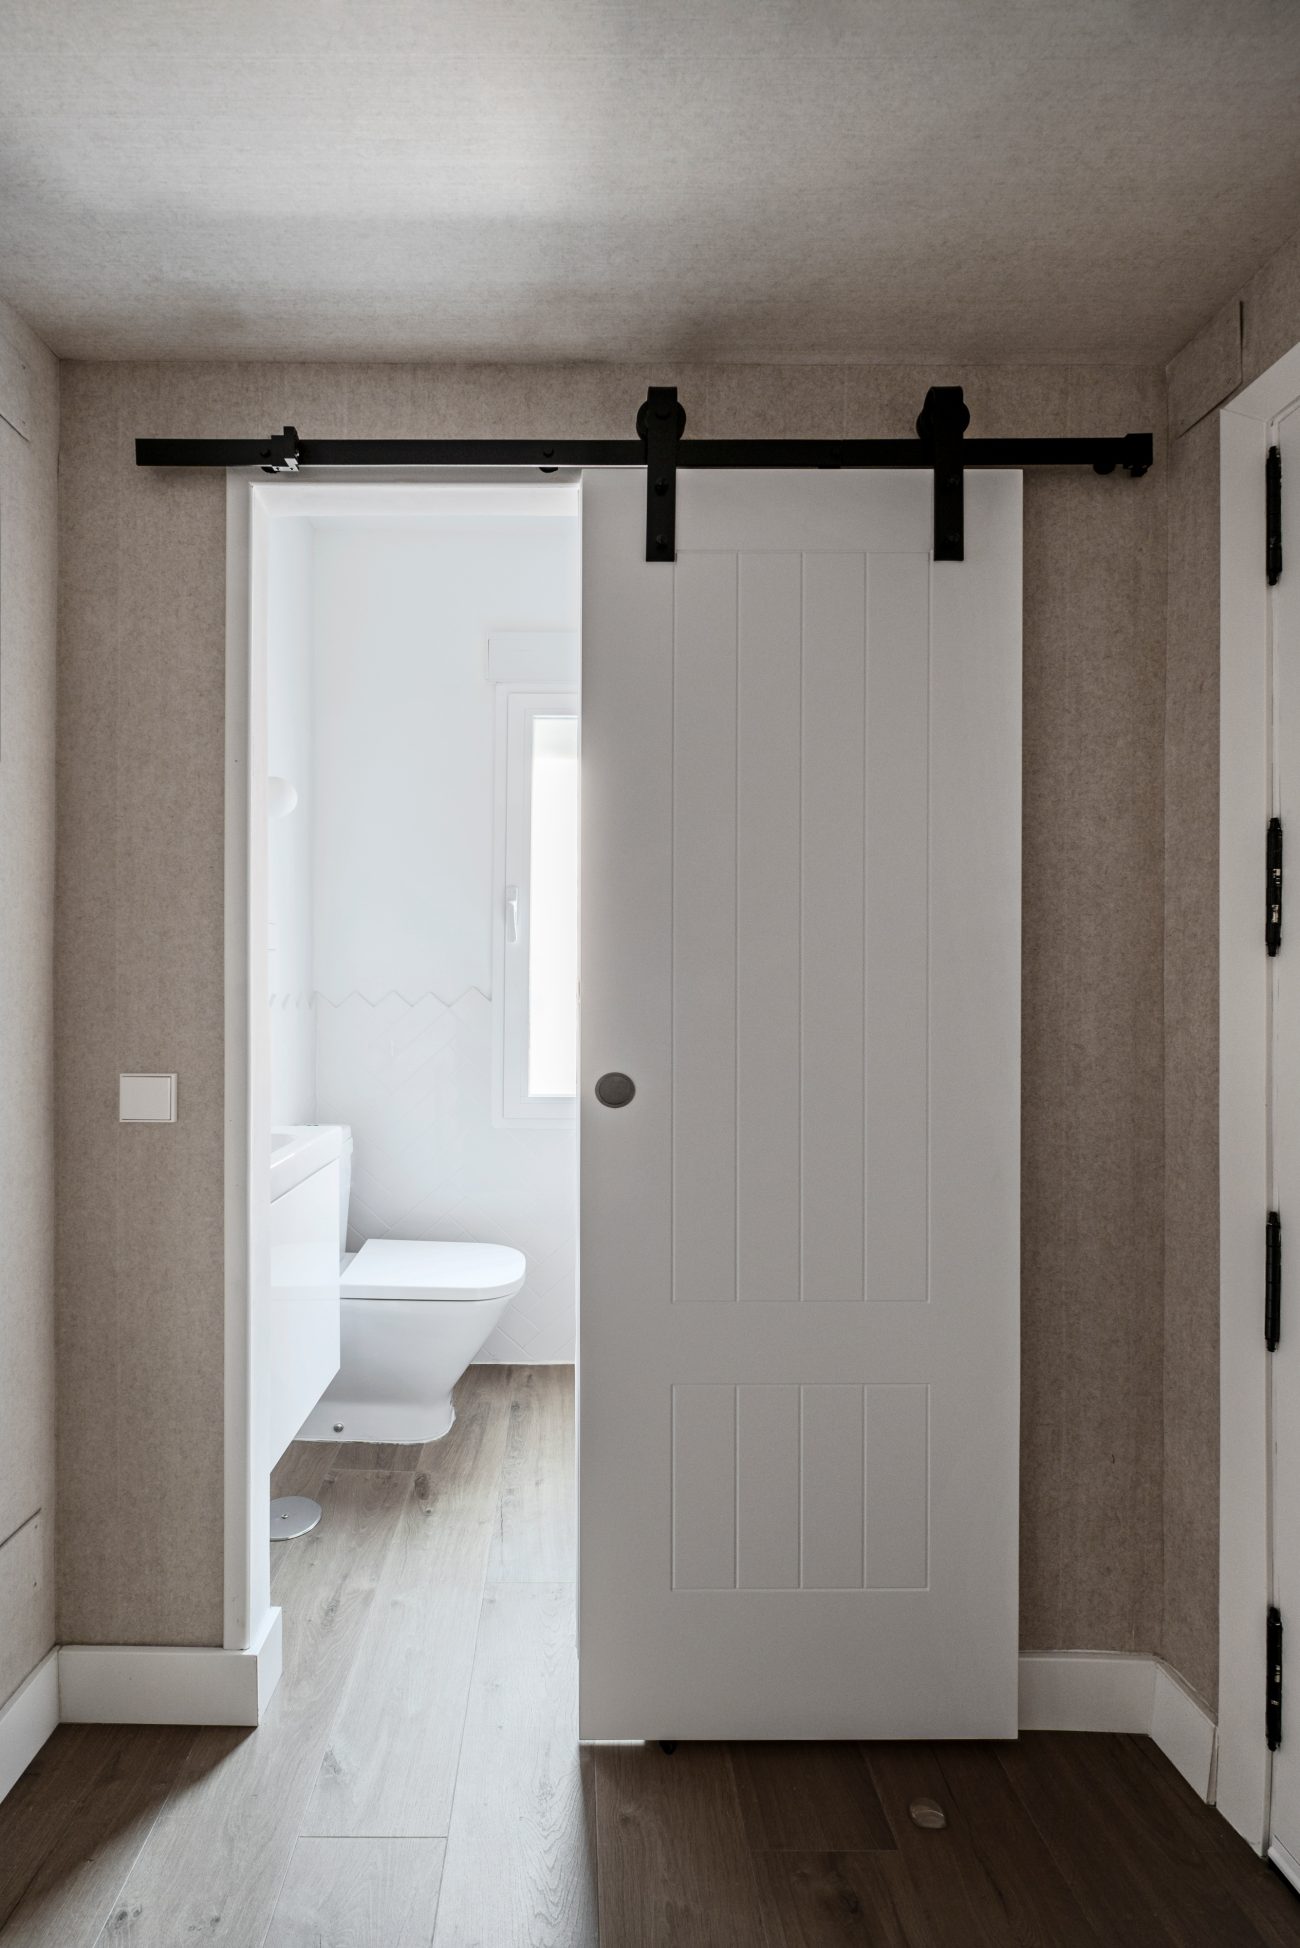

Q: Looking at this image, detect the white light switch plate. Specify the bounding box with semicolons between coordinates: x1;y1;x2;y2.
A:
119;1073;177;1123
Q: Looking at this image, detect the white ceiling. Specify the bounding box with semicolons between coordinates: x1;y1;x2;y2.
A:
2;0;1299;364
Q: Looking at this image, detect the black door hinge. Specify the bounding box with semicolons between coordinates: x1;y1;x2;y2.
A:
1268;444;1283;586
1269;817;1284;955
1268;1212;1282;1351
1269;1606;1284;1751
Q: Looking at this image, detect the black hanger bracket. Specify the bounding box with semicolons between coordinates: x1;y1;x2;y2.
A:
637;387;685;563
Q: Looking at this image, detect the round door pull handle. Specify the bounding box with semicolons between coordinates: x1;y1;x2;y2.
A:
595;1071;636;1108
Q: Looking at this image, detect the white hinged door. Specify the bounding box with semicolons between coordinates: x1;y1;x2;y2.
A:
1269;396;1300;1883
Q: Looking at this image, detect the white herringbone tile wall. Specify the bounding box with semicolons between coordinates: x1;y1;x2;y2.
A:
315;987;576;1361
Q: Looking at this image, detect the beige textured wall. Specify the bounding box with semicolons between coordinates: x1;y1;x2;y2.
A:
0;297;59;1705
56;357;1168;1652
1162;224;1300;1710
1162;414;1220;1708
1019;368;1168;1658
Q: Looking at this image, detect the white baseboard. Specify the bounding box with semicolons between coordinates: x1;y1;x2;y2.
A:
1019;1652;1218;1801
59;1607;283;1728
1019;1651;1156;1732
0;1650;60;1803
0;1635;1217;1812
1150;1662;1219;1800
1269;1836;1300;1893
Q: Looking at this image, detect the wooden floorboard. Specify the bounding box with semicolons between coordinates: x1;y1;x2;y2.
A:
332;1442;425;1472
271;1440;338;1502
997;1729;1262;1948
1122;1734;1300;1948
864;1739;1098;1948
0;1728;133;1929
99;1467;413;1946
928;1739;1105;1947
486;1365;575;1586
6;1364;1300;1947
431;1581;597;1948
755;1848;930;1948
1016;1731;1288;1948
262;1837;445;1948
593;1742;769;1948
301;1368;513;1839
730;1742;895;1853
0;1730;193;1948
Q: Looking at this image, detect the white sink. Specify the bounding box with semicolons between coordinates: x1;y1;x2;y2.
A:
270;1124;350;1202
268;1127;347;1471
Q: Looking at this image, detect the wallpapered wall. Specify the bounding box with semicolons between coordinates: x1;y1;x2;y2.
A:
55;356;1170;1662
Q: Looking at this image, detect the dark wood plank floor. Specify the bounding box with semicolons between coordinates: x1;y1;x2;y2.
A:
0;1362;1297;1945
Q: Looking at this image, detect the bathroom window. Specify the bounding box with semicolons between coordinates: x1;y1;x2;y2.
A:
497;691;579;1124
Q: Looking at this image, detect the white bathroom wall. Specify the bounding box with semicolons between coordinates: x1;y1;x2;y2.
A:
310;509;581;1361
267;518;316;1125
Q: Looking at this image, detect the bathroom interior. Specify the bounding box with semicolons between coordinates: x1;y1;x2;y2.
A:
263;481;581;1544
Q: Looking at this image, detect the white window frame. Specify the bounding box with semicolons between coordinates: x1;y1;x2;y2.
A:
492;682;579;1127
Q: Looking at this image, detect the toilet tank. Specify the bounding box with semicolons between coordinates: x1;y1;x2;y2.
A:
338;1127;354;1258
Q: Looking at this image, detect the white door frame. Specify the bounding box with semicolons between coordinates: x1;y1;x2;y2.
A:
223;467;268;1654
222;472;583;1673
1218;339;1300;1848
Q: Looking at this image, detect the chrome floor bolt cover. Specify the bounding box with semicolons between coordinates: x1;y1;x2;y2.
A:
270;1495;322;1539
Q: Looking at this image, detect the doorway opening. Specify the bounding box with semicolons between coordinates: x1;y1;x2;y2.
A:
228;460;1021;1772
227;475;581;1695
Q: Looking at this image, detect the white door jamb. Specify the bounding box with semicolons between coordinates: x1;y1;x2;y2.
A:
1218;338;1300;1850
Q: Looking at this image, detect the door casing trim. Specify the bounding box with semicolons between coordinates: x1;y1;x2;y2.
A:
1219;337;1300;1850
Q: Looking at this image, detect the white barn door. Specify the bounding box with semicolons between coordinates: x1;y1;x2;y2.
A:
579;469;1021;1739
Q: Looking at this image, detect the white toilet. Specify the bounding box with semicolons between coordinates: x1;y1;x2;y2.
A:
298;1132;526;1443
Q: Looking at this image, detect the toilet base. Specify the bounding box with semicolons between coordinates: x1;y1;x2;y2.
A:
294;1286;515;1448
297;1394;457;1444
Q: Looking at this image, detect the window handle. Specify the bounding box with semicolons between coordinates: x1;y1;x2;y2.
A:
505;884;520;946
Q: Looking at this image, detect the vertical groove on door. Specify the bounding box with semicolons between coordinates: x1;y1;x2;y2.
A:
800;1383;867;1589
672;554;739;1303
800;555;867;1303
798;550;805;1304
676;1382;931;1595
737;553;802;1305
672;1383;738;1588
734;553;741;1317
865;554;931;1305
737;1384;801;1589
864;1383;930;1590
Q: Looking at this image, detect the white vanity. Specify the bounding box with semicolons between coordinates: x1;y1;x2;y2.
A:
269;1124;346;1468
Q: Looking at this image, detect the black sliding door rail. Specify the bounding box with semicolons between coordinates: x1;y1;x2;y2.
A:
136;384;1154;563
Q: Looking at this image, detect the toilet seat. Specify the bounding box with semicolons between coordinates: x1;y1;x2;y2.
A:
341;1237;526;1304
